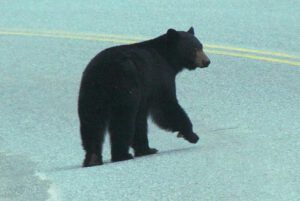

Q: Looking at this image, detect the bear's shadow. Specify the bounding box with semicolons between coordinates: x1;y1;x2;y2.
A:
47;146;199;172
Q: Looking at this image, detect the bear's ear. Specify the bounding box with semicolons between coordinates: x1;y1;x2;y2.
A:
166;28;179;42
187;27;194;35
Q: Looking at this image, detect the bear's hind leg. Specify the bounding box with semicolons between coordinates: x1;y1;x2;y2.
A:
78;78;109;167
80;120;106;167
132;107;158;157
109;105;137;162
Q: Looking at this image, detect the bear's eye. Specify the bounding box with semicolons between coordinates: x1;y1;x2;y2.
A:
194;46;202;51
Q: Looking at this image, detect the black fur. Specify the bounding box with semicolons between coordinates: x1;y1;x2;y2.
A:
78;27;209;167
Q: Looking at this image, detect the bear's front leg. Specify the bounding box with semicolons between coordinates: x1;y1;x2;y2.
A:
177;131;199;144
132;107;158;157
151;99;199;144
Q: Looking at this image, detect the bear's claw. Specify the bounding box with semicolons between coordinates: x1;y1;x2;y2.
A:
112;153;134;162
135;148;158;157
83;153;103;167
177;132;199;144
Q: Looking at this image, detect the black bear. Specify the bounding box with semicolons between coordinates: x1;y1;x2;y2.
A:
78;27;210;167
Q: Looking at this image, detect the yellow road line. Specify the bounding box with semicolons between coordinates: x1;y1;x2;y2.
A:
9;29;298;60
206;44;299;60
0;28;299;66
0;28;146;40
206;50;300;67
0;30;138;44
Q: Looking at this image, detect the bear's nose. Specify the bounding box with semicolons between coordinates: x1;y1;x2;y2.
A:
203;60;210;67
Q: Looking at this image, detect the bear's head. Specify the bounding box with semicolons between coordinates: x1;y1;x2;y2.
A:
166;27;210;70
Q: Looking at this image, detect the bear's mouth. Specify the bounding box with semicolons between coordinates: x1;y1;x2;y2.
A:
195;50;210;68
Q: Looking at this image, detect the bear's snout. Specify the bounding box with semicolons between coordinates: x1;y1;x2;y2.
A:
202;60;210;68
195;49;210;68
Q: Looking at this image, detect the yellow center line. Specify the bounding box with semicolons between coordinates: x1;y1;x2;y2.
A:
0;28;299;66
0;30;138;44
206;50;300;67
205;45;299;60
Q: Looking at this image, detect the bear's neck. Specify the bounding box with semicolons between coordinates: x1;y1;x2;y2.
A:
134;35;184;74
